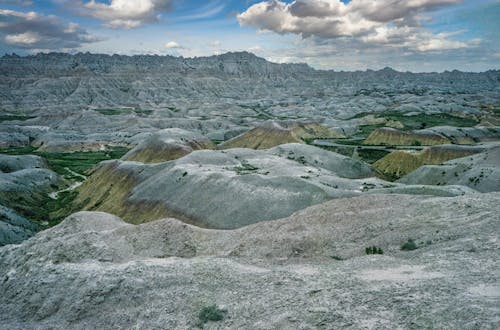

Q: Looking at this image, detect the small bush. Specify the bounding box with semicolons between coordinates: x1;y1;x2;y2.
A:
365;246;384;255
401;239;418;251
197;305;226;328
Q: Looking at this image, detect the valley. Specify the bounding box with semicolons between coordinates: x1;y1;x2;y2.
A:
0;52;499;329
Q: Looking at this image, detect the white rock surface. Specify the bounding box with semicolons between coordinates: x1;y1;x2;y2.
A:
1;193;498;329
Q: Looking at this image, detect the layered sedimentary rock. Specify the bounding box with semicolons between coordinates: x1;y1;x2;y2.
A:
121;128;215;163
373;144;487;179
219;121;344;150
399;146;500;192
74;145;386;228
364;127;450;146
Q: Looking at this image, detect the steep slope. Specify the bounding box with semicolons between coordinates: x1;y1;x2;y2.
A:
1;192;498;328
422;126;500;144
373;144;486;179
364;127;451;146
121;128;215;163
219;121;343;150
0;155;59;245
74;146;388;228
399;146;500;192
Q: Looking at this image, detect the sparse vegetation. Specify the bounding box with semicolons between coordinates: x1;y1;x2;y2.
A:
365;246;384;255
95;108;153;116
381;111;479;130
401;239;418;251
197;305;226;328
0;146;129;177
0;146;130;227
412;140;422;146
233;162;259;175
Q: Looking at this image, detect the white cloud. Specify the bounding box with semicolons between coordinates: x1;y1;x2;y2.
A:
5;31;39;45
164;41;182;49
0;9;100;50
76;0;172;29
238;0;474;52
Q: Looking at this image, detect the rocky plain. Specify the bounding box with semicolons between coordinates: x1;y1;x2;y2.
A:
0;52;499;329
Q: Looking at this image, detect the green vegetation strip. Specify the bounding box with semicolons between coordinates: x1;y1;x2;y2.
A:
382;111;479;130
95;108;153;116
0;146;129;176
0;146;129;227
0;115;36;122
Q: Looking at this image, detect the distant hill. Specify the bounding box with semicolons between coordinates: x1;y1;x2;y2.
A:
1;52;498;111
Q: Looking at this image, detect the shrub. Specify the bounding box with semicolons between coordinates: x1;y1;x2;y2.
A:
197;305;226;328
365;246;384;255
401;239;418;251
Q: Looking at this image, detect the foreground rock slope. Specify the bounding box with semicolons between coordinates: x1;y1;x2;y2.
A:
1;193;498;329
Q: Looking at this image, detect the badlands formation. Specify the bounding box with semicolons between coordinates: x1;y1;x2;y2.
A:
0;52;499;329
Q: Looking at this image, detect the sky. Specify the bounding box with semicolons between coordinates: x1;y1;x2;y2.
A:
0;0;499;72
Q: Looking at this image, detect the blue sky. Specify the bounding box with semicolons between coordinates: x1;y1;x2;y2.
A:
0;0;498;71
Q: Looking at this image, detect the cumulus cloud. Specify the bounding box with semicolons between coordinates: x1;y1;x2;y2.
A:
164;41;182;49
0;9;100;50
238;0;475;52
75;0;172;29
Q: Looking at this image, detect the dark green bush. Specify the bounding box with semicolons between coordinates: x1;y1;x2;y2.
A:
401;239;418;251
365;246;384;255
197;305;226;328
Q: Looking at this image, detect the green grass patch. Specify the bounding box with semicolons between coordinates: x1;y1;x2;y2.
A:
0;145;37;155
0;145;130;177
380;111;478;130
349;111;479;134
37;146;129;177
0;146;129;227
356;149;391;164
354;124;386;138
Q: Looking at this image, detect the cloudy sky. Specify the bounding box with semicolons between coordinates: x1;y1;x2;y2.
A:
0;0;498;71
